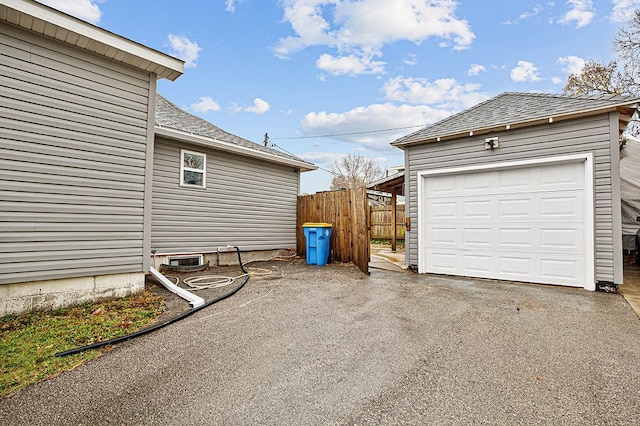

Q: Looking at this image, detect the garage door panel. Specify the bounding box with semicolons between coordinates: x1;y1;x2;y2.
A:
540;258;582;284
539;193;583;218
498;256;532;277
498;198;532;218
429;252;457;272
422;160;588;287
463;227;492;246
462;200;491;218
498;228;532;248
462;172;492;193
429;200;457;219
539;162;584;189
426;175;457;196
430;227;457;246
498;168;532;190
540;227;582;250
463;253;492;273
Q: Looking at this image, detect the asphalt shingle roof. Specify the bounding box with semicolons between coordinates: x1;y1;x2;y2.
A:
392;92;640;146
155;93;313;166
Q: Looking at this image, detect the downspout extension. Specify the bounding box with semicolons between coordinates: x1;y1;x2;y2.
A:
56;246;249;357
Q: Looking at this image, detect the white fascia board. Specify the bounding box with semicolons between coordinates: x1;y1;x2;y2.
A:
155;126;317;172
0;0;184;80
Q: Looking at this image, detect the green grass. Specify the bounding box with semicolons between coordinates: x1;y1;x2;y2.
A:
371;238;405;246
0;291;165;399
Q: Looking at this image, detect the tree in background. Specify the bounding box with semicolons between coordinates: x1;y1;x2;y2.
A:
613;10;640;95
564;11;640;96
564;60;623;95
329;153;384;190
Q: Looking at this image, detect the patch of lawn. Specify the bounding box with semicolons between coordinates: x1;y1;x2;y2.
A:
0;291;165;399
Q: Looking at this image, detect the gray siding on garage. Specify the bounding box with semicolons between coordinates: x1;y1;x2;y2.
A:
0;23;151;285
405;113;617;283
152;137;300;253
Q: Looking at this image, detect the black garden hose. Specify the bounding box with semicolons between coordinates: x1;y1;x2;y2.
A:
56;246;249;357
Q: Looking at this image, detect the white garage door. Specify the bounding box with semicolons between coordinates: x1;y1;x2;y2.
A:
421;159;591;288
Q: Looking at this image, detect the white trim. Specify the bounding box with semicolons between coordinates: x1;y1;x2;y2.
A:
0;0;184;80
417;153;595;290
156;126;317;172
180;149;206;189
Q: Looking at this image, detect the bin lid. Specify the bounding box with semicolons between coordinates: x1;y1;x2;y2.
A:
302;222;333;227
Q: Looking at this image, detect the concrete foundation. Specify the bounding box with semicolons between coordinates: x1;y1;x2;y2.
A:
0;272;146;317
150;249;295;270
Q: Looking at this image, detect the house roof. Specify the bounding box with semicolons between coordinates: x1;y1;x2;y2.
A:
155;94;317;172
392;92;640;147
367;171;405;196
0;0;183;81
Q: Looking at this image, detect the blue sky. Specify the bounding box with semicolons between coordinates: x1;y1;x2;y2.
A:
40;0;640;193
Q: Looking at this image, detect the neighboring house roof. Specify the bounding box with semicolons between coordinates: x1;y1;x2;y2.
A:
392;92;640;147
155;94;317;172
368;171;405;196
0;0;183;80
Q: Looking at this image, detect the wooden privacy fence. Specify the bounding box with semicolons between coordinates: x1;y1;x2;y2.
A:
297;187;370;275
370;204;405;240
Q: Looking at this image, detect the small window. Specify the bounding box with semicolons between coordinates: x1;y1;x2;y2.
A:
168;255;203;266
180;149;206;188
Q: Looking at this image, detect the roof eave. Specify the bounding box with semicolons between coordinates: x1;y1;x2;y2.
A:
392;100;640;148
0;0;184;81
155;126;318;172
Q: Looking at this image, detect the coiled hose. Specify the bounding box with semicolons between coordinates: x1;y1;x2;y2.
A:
55;246;249;357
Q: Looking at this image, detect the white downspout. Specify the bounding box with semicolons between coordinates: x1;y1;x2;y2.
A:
149;266;204;308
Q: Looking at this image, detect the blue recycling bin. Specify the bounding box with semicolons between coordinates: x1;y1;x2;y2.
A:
302;223;332;265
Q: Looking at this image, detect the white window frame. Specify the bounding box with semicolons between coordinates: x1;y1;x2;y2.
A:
180;149;206;188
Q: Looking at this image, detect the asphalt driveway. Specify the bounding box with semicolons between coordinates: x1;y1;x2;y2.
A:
2;260;640;425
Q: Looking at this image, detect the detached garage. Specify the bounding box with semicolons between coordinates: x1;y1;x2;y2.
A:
392;92;640;291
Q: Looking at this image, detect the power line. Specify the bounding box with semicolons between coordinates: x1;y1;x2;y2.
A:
268;139;337;175
270;123;426;140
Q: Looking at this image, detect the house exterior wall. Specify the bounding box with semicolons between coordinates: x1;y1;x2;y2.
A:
0;22;153;311
151;137;300;255
404;112;621;284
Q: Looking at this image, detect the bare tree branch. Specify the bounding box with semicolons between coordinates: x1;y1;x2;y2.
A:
329;154;384;190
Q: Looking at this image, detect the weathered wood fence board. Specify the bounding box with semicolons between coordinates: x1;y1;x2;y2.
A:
370;204;405;240
297;187;370;275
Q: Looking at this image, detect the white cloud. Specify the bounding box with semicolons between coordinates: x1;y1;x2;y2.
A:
467;64;486;76
274;0;474;75
297;151;347;164
558;55;585;74
610;0;640;22
504;5;544;25
510;60;542;82
382;76;489;110
558;0;595;28
403;53;418;66
316;53;385;76
38;0;103;24
300;103;453;151
244;98;271;115
226;0;241;12
167;34;202;68
191;96;221;113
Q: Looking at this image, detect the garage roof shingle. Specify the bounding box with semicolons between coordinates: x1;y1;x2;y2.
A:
392;92;640;147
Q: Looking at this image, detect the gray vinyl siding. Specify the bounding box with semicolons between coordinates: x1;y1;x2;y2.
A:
0;23;151;285
405;113;618;283
152;137;300;253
